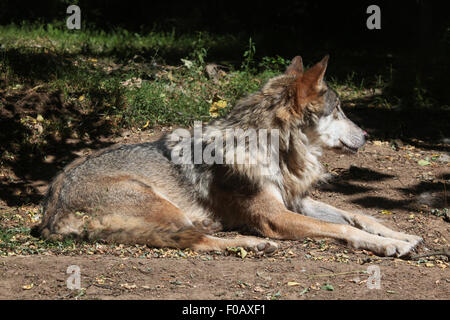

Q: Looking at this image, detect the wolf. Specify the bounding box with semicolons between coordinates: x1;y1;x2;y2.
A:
36;55;422;257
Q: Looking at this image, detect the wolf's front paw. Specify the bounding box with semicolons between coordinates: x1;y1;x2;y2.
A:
351;235;418;258
397;233;423;247
379;239;417;257
251;240;278;255
193;218;222;234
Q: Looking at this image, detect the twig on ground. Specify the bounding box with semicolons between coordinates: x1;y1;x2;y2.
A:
308;270;367;278
409;248;450;260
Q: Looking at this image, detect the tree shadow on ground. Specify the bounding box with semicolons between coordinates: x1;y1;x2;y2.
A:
0;87;116;206
1;47;80;84
318;166;393;195
320;166;449;211
343;95;450;152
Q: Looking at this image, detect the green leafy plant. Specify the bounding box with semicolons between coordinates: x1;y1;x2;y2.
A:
259;55;289;71
241;37;256;71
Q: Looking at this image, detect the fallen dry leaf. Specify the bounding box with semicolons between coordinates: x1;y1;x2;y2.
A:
22;283;34;290
120;283;137;289
287;281;301;287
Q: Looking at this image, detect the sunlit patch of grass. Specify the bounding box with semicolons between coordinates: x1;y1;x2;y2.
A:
0;22;240;61
122;66;278;127
0;23;282;127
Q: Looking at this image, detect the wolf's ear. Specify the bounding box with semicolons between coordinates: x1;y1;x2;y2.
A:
302;55;329;90
285;56;304;76
293;55;330;110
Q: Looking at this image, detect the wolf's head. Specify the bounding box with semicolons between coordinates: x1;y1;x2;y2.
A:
284;55;367;154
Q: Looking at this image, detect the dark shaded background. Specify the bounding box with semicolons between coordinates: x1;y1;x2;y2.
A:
1;0;448;104
0;1;447;55
1;1;447;52
0;1;446;42
0;0;449;120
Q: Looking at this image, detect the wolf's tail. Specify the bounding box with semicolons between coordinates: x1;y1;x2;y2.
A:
32;167;68;239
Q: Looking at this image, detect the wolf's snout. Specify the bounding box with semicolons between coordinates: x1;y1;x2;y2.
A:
359;129;368;146
361;130;369;144
354;129;367;149
338;123;366;154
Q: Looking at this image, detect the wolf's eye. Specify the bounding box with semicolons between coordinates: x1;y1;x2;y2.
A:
323;98;337;115
323;88;339;116
323;104;334;116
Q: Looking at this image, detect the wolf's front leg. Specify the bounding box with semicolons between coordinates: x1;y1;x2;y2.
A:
246;192;419;257
299;197;422;247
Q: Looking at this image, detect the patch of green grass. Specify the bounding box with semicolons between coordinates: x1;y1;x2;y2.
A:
0;23;285;128
123;68;278;127
0;22;241;62
0;210;77;256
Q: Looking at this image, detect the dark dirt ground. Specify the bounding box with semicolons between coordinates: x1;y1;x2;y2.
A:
0;89;449;300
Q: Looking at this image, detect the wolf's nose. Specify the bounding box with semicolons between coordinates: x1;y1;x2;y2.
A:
362;130;369;144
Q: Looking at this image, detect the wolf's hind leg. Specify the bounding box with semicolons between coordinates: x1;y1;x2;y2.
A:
300;197;422;246
94;209;277;254
43;177;278;253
